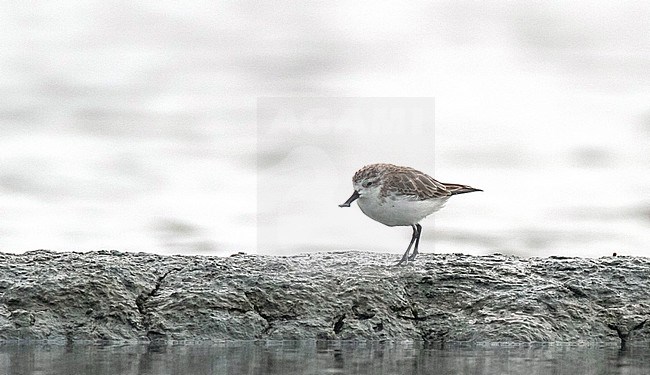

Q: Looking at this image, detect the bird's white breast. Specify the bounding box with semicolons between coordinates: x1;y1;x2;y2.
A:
356;193;448;227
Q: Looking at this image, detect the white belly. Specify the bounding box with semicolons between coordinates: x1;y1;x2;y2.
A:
357;195;448;227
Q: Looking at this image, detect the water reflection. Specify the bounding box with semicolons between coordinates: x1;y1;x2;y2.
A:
0;341;648;375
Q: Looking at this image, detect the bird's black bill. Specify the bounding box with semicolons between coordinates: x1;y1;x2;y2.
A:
338;191;360;207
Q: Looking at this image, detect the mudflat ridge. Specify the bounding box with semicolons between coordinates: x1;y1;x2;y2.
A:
0;250;647;346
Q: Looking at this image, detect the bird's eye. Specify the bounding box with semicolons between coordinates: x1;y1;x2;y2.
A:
363;181;373;188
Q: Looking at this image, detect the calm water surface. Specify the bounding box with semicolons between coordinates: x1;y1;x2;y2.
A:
1;341;649;375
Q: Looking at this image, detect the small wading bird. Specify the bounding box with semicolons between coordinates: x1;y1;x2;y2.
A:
339;163;481;265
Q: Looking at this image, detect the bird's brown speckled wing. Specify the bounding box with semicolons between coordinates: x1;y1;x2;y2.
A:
441;182;483;195
381;167;451;200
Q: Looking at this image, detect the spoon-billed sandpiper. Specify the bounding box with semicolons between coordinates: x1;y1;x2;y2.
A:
339;163;481;265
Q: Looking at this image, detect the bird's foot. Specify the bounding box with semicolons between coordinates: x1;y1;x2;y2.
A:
396;253;410;266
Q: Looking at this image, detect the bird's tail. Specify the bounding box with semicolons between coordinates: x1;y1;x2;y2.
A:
443;183;483;195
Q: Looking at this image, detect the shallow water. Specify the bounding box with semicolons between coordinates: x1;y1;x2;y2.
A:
1;342;649;375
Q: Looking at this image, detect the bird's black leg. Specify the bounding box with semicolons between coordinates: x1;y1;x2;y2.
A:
408;224;422;261
396;224;419;266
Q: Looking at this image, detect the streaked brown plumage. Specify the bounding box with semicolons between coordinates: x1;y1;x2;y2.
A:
340;163;481;265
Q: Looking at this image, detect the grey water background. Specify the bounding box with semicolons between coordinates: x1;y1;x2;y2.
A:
1;2;649;258
1;342;649;375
